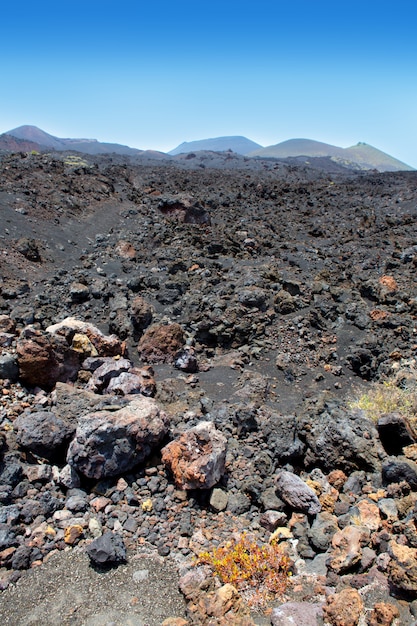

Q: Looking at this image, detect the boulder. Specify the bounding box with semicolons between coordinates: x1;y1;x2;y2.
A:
174;348;198;373
14;411;75;461
16;327;80;389
308;512;339;552
275;470;321;515
67;396;169;479
0;354;19;382
85;358;156;397
300;404;386;473
382;458;417;489
130;296;153;331
46;317;125;357
322;588;364;626
84;358;133;392
327;525;369;574
388;540;417;594
0;315;16;334
86;531;126;565
261;412;305;463
137;323;184;363
162;421;227;490
106;368;156;397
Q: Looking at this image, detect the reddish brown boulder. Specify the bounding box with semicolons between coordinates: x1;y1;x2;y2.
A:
0;315;16;334
162;421;227;490
327;525;369;574
138;323;184;363
17;327;80;389
388;540;417;593
323;588;364;626
367;602;399;626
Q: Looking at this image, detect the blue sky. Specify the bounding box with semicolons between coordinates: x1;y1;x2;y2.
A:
1;1;416;166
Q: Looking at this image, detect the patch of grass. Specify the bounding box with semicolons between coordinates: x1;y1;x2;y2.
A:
63;155;90;168
198;533;292;609
349;379;417;423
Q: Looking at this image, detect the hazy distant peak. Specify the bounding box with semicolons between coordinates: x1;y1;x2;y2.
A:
7;125;65;149
249;138;414;172
169;136;262;156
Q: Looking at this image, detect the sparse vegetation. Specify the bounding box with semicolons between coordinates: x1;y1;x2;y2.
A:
63;154;90;168
349;378;417;424
198;533;292;609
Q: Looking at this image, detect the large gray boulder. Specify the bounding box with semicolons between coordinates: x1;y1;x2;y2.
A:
14;411;75;461
299;404;386;472
67;396;169;479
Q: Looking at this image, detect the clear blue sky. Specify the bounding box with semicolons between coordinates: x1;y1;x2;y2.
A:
1;1;416;166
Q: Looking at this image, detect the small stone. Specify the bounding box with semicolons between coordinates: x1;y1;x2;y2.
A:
64;525;84;545
210;488;228;512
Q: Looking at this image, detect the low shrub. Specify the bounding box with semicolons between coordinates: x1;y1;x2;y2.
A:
198;533;292;609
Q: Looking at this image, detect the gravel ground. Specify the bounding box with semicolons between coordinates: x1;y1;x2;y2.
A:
0;548;186;626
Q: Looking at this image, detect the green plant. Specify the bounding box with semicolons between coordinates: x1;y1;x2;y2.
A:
349;379;417;423
198;533;292;609
63;155;90;168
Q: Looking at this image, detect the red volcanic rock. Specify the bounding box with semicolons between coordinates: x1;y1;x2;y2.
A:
137;323;184;363
17;327;80;389
0;315;16;334
322;588;364;626
115;240;137;260
388;540;417;593
162;421;227;490
327;525;369;574
368;603;399;626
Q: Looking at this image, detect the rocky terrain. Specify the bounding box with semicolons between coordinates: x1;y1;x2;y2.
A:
1;149;417;625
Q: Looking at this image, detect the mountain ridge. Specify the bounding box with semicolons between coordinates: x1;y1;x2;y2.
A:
250;138;414;172
2;125;414;171
168;135;262;156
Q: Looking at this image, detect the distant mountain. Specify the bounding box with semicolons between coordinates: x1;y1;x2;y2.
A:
6;125;67;150
249;138;413;172
0;133;44;153
249;138;342;159
342;142;413;172
169;136;262;156
5;125;143;156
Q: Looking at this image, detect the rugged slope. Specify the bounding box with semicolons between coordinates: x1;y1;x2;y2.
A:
1;151;417;624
